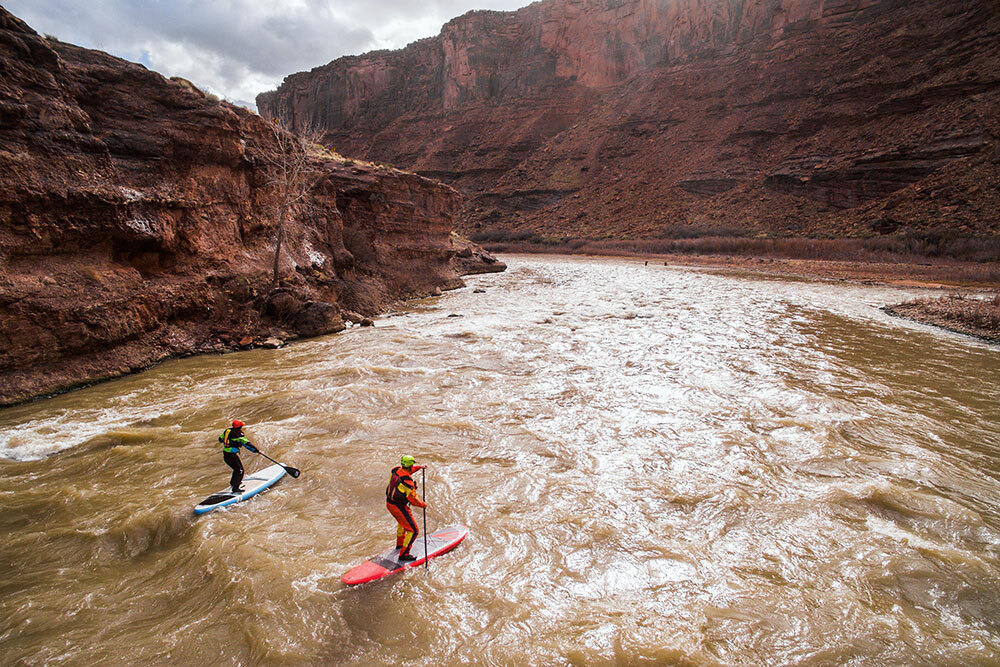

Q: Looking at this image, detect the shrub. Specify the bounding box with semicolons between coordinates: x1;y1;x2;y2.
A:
79;266;103;283
471;229;541;244
655;225;750;239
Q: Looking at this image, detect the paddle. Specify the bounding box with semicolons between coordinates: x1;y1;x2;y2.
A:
252;447;300;478
422;466;428;569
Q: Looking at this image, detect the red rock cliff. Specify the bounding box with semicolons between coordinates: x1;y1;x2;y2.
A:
258;0;1000;240
0;8;502;406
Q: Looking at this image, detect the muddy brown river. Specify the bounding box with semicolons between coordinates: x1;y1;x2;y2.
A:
2;255;999;665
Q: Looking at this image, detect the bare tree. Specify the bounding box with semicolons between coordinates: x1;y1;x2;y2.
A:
252;118;327;288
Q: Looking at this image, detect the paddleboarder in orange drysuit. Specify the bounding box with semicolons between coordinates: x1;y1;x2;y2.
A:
386;455;426;561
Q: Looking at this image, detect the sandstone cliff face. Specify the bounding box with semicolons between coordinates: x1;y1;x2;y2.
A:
0;9;503;406
258;0;1000;241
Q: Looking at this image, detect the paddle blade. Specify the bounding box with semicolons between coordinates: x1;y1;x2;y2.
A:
284;466;300;478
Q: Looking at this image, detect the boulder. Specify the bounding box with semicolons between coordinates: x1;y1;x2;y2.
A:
294;301;345;337
265;290;303;320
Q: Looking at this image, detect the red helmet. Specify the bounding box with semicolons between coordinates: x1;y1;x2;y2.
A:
232;419;245;428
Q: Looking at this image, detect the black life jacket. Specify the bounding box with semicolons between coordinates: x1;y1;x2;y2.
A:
386;466;416;506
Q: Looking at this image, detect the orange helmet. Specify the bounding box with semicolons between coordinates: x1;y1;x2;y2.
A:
232;419;245;428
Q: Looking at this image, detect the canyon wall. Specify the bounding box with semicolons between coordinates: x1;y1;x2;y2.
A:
258;0;1000;241
0;9;502;406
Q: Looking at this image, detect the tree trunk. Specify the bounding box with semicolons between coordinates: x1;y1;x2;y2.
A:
271;215;285;289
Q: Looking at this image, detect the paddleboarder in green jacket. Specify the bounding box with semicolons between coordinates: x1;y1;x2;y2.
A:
219;419;258;493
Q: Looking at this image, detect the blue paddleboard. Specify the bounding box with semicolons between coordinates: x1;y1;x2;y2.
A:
193;463;286;515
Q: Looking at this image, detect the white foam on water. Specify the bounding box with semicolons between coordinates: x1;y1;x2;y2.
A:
0;399;179;461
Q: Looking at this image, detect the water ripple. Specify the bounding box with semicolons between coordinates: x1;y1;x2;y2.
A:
1;255;999;664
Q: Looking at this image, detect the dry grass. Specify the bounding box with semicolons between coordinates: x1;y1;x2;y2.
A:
79;265;103;283
471;229;541;244
886;292;1000;342
477;232;1000;265
904;293;1000;327
476;232;1000;283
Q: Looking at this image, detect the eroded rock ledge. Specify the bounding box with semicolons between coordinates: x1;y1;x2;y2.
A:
0;9;504;406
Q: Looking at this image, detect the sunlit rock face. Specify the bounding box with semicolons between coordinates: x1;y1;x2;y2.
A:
259;0;1000;240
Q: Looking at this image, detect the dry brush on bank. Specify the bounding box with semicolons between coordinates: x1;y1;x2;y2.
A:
474;231;1000;264
884;293;1000;343
475;232;1000;284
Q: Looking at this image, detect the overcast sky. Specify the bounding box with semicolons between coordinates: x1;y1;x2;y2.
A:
6;0;534;109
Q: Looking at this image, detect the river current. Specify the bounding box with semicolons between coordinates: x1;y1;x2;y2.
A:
2;255;999;665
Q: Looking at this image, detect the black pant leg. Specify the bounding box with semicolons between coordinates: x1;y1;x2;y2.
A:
223;452;244;491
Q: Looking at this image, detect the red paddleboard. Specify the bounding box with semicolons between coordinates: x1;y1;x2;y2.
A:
342;524;468;585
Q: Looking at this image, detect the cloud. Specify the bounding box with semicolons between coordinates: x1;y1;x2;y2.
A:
4;0;533;109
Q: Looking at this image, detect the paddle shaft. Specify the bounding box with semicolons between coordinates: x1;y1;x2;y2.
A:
423;466;428;570
253;448;300;478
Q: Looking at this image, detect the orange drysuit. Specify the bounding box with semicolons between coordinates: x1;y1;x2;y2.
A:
385;465;426;557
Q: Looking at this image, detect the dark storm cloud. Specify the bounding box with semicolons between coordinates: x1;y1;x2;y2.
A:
4;0;532;108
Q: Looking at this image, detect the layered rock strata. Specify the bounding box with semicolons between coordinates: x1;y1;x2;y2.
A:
0;9;503;406
259;0;1000;241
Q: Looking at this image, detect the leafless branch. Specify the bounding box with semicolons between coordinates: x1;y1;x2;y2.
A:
250;118;328;288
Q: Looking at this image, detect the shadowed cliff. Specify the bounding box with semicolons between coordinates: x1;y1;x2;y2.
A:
0;8;503;406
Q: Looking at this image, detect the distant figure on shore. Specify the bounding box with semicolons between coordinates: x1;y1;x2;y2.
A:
386;455;427;561
219;419;258;493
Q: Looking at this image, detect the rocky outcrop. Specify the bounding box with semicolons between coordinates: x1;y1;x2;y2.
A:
259;0;1000;241
449;233;506;275
0;9;503;406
